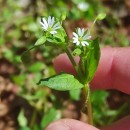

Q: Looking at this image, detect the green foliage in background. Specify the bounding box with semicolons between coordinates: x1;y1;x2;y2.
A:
0;0;130;130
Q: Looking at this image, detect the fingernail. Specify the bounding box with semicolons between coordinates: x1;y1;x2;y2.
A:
46;123;70;130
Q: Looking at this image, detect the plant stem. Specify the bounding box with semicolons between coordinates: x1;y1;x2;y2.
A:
83;84;93;125
65;47;83;78
29;109;37;129
87;97;93;125
65;47;93;125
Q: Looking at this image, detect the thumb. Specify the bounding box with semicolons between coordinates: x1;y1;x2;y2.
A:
45;119;99;130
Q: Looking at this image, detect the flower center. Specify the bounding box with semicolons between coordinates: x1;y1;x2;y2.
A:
78;37;83;42
48;27;53;32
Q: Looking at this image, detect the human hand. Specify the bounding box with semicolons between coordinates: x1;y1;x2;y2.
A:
45;47;130;130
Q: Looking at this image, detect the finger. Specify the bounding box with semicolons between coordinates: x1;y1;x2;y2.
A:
91;47;130;94
53;47;130;94
53;53;79;75
101;115;130;130
45;119;99;130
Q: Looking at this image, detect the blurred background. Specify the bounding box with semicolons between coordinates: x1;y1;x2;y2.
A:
0;0;130;130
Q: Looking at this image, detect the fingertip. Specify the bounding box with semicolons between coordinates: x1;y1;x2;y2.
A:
101;115;130;130
53;47;130;94
53;53;79;75
45;119;99;130
90;47;115;90
91;47;130;94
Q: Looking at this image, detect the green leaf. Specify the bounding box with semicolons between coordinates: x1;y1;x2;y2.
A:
34;36;46;46
40;108;58;129
84;38;100;82
91;90;109;106
69;89;81;101
97;13;106;20
20;127;31;130
24;89;47;101
12;75;26;86
28;62;46;72
18;109;28;127
37;73;84;91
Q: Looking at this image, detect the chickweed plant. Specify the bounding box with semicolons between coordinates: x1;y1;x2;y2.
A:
22;13;106;125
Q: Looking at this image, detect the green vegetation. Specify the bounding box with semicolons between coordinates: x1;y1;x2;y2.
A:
0;0;130;130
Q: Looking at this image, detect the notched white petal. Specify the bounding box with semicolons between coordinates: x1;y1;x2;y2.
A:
81;41;85;46
80;28;84;36
73;32;78;38
48;16;51;25
82;41;89;46
40;22;48;30
73;39;79;43
73;37;78;40
50;30;57;34
50;17;55;26
53;25;61;30
42;27;47;31
53;22;59;28
78;28;82;36
42;18;48;28
86;36;92;39
83;33;91;40
76;41;80;45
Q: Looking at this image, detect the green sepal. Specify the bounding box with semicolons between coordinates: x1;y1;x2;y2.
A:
46;28;67;47
35;36;46;46
97;13;106;20
72;48;82;56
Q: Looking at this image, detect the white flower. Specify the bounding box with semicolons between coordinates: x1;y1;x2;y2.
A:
72;28;91;46
40;16;61;35
77;2;89;12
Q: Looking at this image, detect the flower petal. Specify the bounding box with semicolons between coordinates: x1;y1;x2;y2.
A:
78;28;82;36
48;16;52;26
81;41;89;46
53;22;59;28
73;32;78;38
40;22;48;30
50;30;57;34
50;17;55;26
53;25;61;30
42;18;48;28
73;37;78;40
42;27;47;31
86;36;92;40
83;33;91;40
81;41;86;46
76;41;80;45
80;28;84;36
73;39;79;43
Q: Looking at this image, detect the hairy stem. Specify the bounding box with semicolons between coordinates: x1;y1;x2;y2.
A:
65;47;93;125
87;97;93;125
65;47;83;78
29;109;37;129
83;84;93;125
